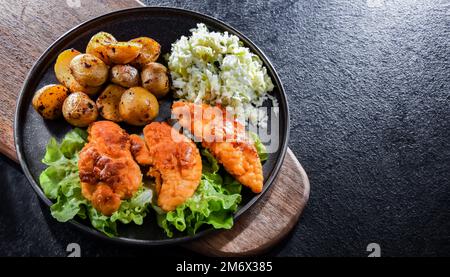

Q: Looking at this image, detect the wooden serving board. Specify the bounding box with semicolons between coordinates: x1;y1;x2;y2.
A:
0;0;310;256
188;148;309;256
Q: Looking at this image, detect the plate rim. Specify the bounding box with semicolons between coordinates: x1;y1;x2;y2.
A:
14;6;290;246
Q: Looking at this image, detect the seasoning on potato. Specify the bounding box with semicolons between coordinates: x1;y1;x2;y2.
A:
141;62;170;99
62;92;98;127
96;84;126;122
105;41;142;64
119;87;159;126
110;65;140;88
32;84;69;119
86;32;117;65
54;49;101;96
67;79;102;97
70;54;109;87
129;37;161;67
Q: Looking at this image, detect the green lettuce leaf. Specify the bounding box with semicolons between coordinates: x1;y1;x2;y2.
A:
201;148;219;173
250;132;268;161
39;128;151;237
110;186;153;225
88;207;118;237
60;128;88;158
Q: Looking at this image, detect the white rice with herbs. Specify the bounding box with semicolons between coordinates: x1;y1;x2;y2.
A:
166;23;276;127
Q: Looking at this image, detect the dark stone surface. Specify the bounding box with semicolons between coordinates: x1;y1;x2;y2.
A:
0;0;449;256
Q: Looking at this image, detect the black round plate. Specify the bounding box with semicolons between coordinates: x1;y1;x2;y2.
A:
14;7;289;246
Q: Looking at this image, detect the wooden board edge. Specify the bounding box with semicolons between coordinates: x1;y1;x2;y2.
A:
186;148;310;256
2;145;17;162
135;0;145;7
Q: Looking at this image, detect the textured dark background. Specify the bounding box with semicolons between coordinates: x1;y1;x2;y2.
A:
1;0;449;256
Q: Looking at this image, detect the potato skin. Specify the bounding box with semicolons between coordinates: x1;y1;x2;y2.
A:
54;49;101;96
68;80;101;97
105;42;142;64
62;92;98;127
129;37;161;67
32;84;69;119
96;84;126;122
86;32;117;64
110;65;140;88
141;62;170;98
119;87;159;126
55;49;81;87
70;54;109;87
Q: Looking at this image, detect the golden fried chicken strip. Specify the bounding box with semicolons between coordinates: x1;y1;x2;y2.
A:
171;101;264;193
130;122;202;212
78;121;142;216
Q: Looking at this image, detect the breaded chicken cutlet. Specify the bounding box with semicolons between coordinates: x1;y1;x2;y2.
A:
171;101;264;193
130;122;202;212
78;121;142;216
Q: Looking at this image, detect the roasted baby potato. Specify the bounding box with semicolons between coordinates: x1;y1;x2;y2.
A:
105;42;142;64
86;32;117;64
96;84;126;122
141;62;170;98
119;87;159;126
68;80;102;97
70;54;109;87
62;92;98;127
130;37;161;67
54;49;81;87
32;84;69;119
110;65;140;88
54;49;101;96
